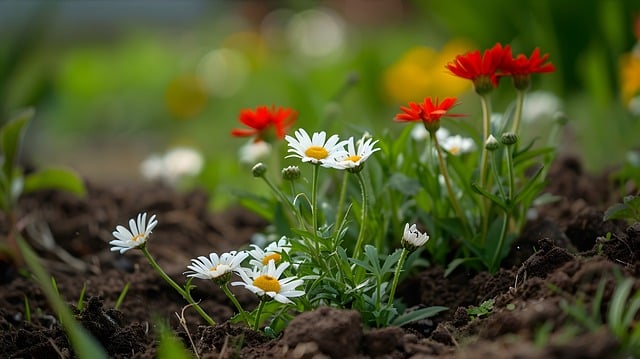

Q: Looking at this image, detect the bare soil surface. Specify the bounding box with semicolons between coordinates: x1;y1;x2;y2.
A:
1;156;639;359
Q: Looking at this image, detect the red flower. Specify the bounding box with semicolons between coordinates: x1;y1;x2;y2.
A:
395;97;465;133
231;106;297;142
502;48;555;76
445;43;512;94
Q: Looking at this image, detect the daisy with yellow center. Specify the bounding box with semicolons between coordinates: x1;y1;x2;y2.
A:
110;212;158;253
285;128;347;167
184;250;249;281
248;237;291;268
328;135;380;171
232;260;304;304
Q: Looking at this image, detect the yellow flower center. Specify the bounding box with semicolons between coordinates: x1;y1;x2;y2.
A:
209;264;220;272
346;155;361;163
304;146;328;160
262;253;282;265
253;275;281;293
449;146;460;155
132;234;145;242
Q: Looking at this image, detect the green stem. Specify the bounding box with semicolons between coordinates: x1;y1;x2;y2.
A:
489;151;507;200
387;248;408;307
253;299;267;331
310;165;320;254
352;172;369;258
490;144;515;272
140;246;216;326
490;213;510;272
334;172;349;236
220;284;251;326
431;132;469;233
479;94;492;189
261;176;297;216
510;90;525;135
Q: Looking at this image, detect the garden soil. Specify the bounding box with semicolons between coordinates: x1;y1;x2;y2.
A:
1;156;639;359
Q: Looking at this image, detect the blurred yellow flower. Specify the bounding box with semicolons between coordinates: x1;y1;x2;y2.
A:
620;52;640;105
383;40;473;104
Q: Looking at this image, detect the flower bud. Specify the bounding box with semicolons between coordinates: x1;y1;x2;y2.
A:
401;223;430;251
485;134;500;151
252;162;267;177
282;165;301;181
500;132;518;146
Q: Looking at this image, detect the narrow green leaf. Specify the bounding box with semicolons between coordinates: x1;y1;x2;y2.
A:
23;167;87;197
470;182;508;211
391;306;448;327
1;108;33;179
17;236;108;359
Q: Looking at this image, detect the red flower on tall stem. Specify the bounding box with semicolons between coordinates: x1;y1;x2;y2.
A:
502;48;555;76
501;48;555;91
395;97;465;133
445;43;512;95
231;106;297;142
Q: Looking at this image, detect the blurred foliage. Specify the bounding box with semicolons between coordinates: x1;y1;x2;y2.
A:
0;0;638;208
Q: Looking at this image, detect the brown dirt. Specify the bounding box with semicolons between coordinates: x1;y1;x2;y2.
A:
1;156;639;359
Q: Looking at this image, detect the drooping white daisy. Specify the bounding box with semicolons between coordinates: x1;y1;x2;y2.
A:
184;250;249;282
439;135;476;156
248;237;291;268
401;223;430;251
285;128;347;167
328;135;380;171
110;213;158;253
231;260;304;304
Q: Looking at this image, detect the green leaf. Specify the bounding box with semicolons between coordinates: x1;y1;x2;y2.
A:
604;195;640;223
470;182;508;211
23;167;87;197
17;236;108;359
391;306;448;327
156;321;192;359
1;108;33;179
387;172;422;196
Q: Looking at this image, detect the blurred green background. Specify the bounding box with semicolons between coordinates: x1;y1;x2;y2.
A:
1;0;639;208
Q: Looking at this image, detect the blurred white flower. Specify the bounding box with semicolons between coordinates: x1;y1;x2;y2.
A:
440;135;476;155
239;140;272;165
287;8;345;58
411;125;449;142
522;91;562;123
110;213;158;253
232;260;304;304
140;147;204;185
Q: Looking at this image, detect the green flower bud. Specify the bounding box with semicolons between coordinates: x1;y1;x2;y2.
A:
281;165;301;181
252;162;267;177
500;132;518;146
485;135;500;151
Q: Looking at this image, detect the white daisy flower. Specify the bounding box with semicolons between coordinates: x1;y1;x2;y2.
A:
285;128;347;167
401;223;429;251
328;136;380;171
248;237;291;268
184;250;249;282
110;213;158;253
231;260;305;304
440;135;476;156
